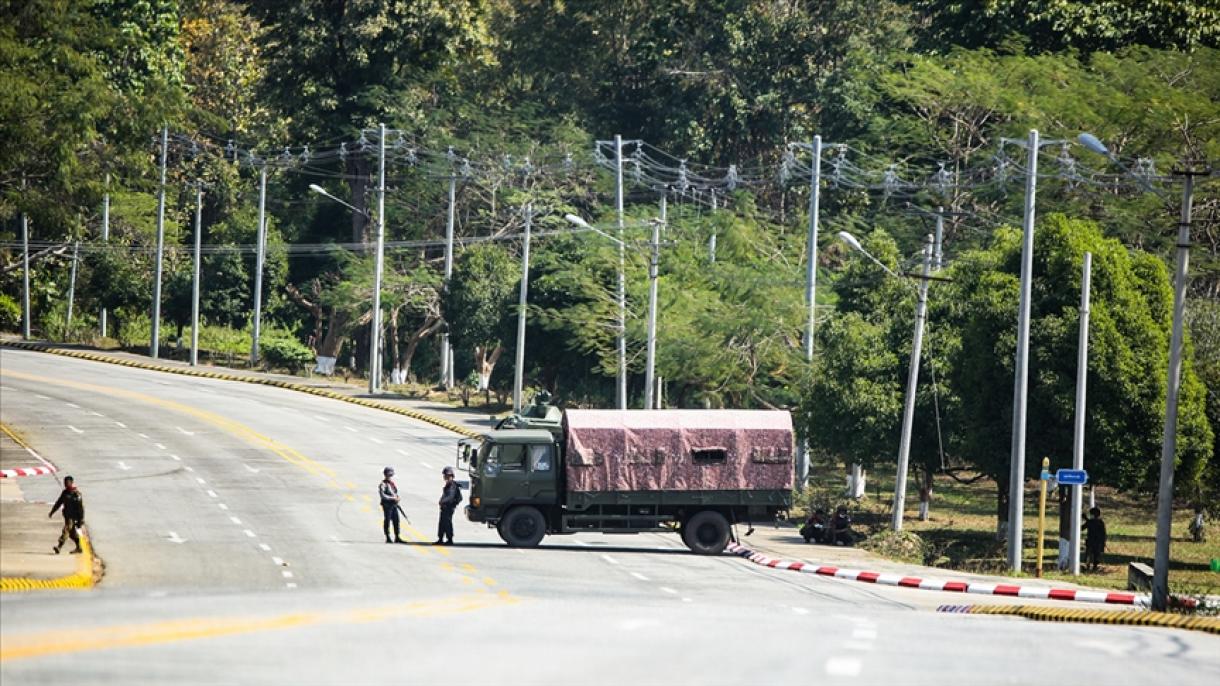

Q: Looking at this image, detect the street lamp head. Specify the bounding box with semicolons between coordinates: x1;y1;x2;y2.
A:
1078;133;1110;157
837;231;863;252
308;184;328;196
564;214;591;229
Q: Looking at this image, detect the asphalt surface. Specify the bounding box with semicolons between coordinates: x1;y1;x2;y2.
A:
1;348;1217;685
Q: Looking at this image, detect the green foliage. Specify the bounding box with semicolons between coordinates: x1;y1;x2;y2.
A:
0;292;21;331
445;244;517;354
260;336;313;371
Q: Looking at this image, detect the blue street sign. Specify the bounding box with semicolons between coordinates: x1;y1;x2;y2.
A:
1056;469;1088;485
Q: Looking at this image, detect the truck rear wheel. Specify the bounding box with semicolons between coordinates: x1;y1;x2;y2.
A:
498;506;546;548
682;511;730;555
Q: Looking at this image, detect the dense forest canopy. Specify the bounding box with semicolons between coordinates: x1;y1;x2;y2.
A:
1;0;1218;514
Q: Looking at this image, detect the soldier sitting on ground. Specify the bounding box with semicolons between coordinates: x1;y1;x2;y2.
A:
830;505;854;547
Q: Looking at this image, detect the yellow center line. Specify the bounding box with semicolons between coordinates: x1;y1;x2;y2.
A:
0;593;518;662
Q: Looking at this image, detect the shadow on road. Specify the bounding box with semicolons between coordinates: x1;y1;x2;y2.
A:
395;540;693;556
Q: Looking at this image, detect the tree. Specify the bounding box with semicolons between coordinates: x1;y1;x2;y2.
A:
445;244;516;396
946;215;1212;525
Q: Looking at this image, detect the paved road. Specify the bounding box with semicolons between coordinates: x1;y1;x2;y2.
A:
1;348;1216;685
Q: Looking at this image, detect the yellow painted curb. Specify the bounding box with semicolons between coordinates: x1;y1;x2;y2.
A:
967;604;1220;635
0;533;95;593
0;341;482;439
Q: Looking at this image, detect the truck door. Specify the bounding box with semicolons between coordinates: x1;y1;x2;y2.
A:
491;443;532;504
527;443;558;504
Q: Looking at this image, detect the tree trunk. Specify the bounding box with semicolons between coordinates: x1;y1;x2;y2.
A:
918;468;934;521
474;343;503;393
399;316;442;383
317;309;349;358
995;483;1009;541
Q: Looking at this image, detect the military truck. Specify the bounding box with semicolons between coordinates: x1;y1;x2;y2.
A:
458;405;793;554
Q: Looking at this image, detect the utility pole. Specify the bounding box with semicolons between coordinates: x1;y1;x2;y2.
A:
20;202;30;340
1069;252;1092;576
708;192;717;263
101;173;110;337
151;125;168;359
799;135;823;486
614;134;627;410
649;189;668;407
892;234;934;531
644;216;663;410
441;166;457;388
1008;129;1039;572
65;241;79;338
513;204;533;413
250;164;267;365
933;206;944;271
190;182;203;367
1152;166;1203;611
369;123;387;394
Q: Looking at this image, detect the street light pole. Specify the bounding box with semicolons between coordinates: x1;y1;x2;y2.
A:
65;241;79;337
1069;251;1092;575
513;204;533;413
441;169;457;388
1152;168;1200;611
892;234;934;531
20;204;30;340
1007;128;1039;573
370;123;387;394
614;134;627;410
250;164;267;365
101;173;110;337
190;182;204;367
151;125;168;359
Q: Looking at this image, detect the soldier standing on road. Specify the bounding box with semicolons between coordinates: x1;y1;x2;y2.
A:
435;466;461;545
48;475;85;554
380;467;405;544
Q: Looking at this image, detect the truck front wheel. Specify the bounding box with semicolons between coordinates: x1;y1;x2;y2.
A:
682;511;730;555
498;506;546;548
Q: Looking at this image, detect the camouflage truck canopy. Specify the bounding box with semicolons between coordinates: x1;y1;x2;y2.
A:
562;410;794;493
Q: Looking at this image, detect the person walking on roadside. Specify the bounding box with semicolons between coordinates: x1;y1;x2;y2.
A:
435;466;462;545
380;467;405;544
1083;506;1107;572
48;475;85;554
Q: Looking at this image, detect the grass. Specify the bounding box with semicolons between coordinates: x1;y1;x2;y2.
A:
797;458;1220;601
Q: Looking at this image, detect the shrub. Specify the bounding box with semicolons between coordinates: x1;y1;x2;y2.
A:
0;293;21;332
260;336;314;372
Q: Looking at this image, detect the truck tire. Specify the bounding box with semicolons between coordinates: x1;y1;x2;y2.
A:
498;506;546;548
682;511;730;555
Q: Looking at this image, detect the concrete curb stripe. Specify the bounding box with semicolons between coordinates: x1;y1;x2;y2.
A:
0;466;56;478
0;422;59;476
724;542;1161;608
0;341;482;439
0;532;95;593
937;604;1220;635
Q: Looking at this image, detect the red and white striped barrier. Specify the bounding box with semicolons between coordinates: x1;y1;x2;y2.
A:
725;542;1151;608
0;465;57;478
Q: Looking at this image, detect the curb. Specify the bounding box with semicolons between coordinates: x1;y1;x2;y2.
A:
0;531;95;593
0;422;59;478
937;604;1220;635
724;542;1155;608
0;341;482;439
0;467;56;478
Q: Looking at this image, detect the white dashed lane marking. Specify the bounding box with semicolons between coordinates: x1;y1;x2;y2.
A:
601;554;619;565
229;516;242;525
259;543;272;552
170;454;181;461
176;426;194;436
155;443;167;450
243;529;256;538
630;572;650;582
343;426;358;433
114;421;127;428
825;658;862;677
65;402;80;408
206;490;218;498
218;504;229;510
67;425;84;434
369;437;384;444
271;557;285;566
660;586;678;595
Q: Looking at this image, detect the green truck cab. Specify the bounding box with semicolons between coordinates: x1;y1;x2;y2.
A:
458;402;793;555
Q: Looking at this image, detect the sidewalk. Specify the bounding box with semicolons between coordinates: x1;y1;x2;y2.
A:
0;428;82;586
